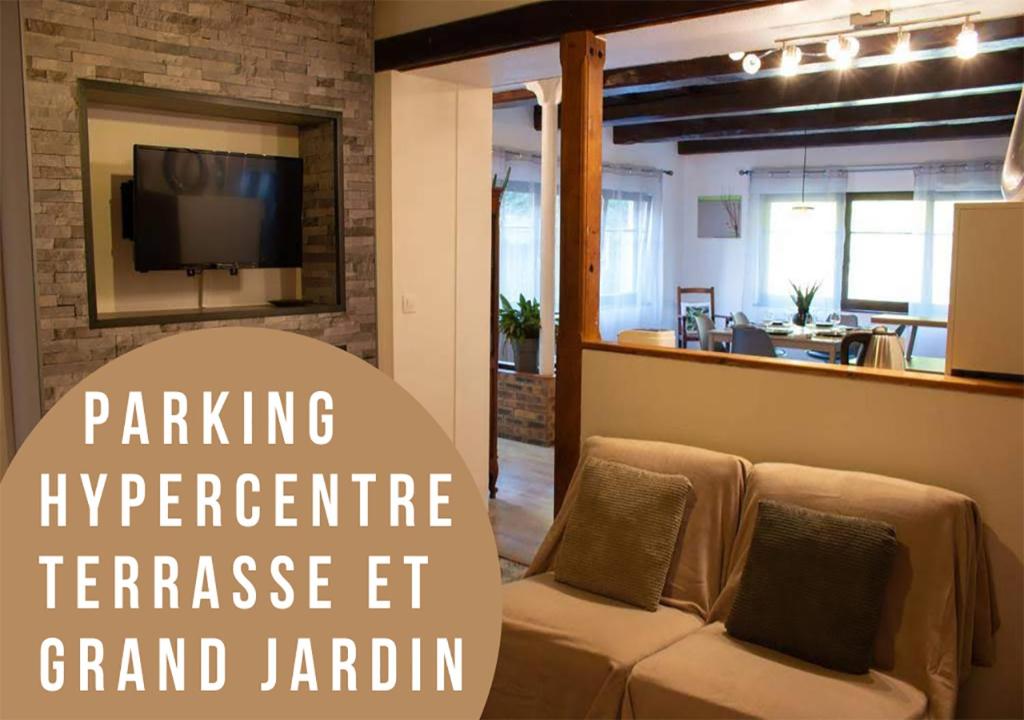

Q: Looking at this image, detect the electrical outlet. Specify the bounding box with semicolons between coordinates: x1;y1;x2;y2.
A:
401;294;417;314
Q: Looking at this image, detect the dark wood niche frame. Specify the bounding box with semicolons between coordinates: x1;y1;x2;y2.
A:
77;79;346;329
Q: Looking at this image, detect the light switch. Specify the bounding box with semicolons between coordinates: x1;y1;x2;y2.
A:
401;294;417;314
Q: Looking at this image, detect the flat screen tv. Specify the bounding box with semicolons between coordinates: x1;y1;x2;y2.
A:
131;145;303;272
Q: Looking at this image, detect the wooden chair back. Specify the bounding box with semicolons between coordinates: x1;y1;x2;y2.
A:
677;286;715;348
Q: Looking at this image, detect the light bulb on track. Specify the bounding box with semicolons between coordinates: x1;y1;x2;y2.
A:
956;19;978;59
893;30;912;63
729;50;746;61
826;35;860;69
780;44;802;76
742;53;762;75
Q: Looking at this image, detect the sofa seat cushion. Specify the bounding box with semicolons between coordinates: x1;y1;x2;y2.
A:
623;623;927;720
482;572;704;719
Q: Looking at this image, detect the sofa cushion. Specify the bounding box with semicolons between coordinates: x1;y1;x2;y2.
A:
482;572;704;719
710;463;998;720
556;457;693;611
529;436;750;617
725;500;897;673
623;623;927;720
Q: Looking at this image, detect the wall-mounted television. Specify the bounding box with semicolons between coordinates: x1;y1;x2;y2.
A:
130;145;303;272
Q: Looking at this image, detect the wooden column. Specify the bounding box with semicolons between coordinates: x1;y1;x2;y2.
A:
554;30;604;514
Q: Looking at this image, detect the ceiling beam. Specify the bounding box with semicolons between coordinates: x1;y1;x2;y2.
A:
675;118;1014;154
615;91;1021;143
605;49;1024;125
603;15;1024;96
376;0;785;72
494;88;536;108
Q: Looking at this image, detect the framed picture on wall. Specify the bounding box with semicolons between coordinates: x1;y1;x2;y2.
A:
697;195;741;238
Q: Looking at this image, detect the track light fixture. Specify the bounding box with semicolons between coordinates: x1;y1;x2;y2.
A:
956;18;979;59
893;29;912;63
742;53;762;75
780;44;802;76
728;11;982;77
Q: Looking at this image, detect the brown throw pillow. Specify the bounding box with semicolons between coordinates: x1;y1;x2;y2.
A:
554;457;693;611
726;500;897;674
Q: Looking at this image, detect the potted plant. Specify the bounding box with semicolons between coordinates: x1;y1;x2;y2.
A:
789;281;820;327
499;293;541;373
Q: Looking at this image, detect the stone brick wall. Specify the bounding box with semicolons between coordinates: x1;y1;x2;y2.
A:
497;369;555;446
299;120;340;304
19;0;375;409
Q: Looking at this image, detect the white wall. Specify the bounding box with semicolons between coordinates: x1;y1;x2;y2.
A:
494;105;1010;357
376;71;492;496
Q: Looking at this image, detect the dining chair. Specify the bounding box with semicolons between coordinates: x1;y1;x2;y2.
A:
694;313;729;352
731;325;784;358
677;286;730;348
840;329;907;370
732;311;751;326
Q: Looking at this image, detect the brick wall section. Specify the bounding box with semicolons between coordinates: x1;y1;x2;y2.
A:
497;369;555;446
299;120;339;304
20;0;375;409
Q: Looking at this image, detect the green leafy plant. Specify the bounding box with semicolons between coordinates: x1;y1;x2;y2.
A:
789;281;821;315
499;293;541;341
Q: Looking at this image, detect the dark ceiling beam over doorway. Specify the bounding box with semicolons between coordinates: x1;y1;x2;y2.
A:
614;91;1021;144
375;0;787;72
675;118;1015;154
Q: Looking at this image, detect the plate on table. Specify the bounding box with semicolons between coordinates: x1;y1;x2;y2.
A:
815;328;845;338
765;326;792;336
814;322;835;329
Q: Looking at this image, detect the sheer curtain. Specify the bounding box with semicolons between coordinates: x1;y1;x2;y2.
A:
492;149;665;342
741;169;848;320
600;169;664;339
911;161;1002;317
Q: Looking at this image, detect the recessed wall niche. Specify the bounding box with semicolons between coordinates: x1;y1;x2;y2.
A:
79;80;344;327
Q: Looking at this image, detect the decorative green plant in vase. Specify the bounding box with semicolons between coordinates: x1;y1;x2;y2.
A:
789;281;820;327
499;293;542;373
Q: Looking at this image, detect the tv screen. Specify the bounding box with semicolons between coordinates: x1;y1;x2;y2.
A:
132;145;303;272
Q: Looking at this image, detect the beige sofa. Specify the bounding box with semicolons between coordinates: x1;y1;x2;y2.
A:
483;437;998;720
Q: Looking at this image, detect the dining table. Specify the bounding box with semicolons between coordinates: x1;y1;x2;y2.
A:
709;323;850;363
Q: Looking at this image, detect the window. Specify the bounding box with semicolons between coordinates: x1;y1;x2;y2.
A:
761;197;840;305
498;180;542;304
600;191;649;300
841;192;1000;313
842;193;924;313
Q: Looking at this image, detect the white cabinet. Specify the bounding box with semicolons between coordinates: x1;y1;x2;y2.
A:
946;202;1024;380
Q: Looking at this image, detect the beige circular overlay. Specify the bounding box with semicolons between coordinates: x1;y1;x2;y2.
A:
0;328;501;718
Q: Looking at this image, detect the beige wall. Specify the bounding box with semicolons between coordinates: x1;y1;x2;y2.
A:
374;0;541;39
374;71;492;496
86;107;302;315
581;349;1023;718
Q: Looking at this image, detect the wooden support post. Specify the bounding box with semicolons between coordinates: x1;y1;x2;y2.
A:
554;30;605;515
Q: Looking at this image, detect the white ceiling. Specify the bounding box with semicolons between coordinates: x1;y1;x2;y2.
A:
408;0;1023;89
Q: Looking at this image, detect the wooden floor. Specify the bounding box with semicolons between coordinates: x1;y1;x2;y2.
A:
489;438;554;565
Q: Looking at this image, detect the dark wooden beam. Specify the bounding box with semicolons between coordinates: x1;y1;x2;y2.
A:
555;30;604;516
675;118;1014;154
605;49;1024;125
376;0;785;72
616;91;1021;143
493;88;536;108
604;15;1024;96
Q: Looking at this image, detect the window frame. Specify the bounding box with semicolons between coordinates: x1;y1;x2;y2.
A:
841;191;916;314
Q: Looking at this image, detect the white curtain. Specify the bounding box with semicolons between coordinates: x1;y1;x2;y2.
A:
911;161;1002;317
492;149;665;342
741;169;848;321
599;169;664;339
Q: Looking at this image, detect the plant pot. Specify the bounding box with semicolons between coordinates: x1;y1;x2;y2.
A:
513;337;540;373
792;311;812;327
